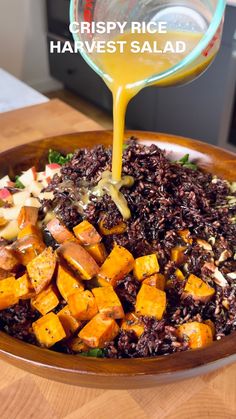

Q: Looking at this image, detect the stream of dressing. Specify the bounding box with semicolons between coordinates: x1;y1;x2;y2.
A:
90;31;215;219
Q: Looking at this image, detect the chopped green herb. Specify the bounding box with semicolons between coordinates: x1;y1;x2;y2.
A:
175;154;197;171
48;149;73;165
79;348;105;358
15;175;25;189
122;143;129;151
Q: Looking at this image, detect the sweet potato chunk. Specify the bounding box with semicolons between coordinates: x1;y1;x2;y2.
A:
12;235;46;266
121;313;144;337
0;277;19;309
31;285;59;315
68;290;98;320
27;247;57;294
178;229;193;244
47;218;74;244
99;220;127;236
17;224;42;240
0;267;13;281
85;243;107;265
16;273;33;298
79;313;119;348
73;220;101;246
204;319;216;337
177;322;213;349
17;206;38;229
166;268;185;288
171;246;187;265
58;241;99;280
57;305;81;337
98;245;134;287
56;264;84;302
67;337;89;353
143;273;165;291
92;287;124;319
133;254;159;281
0;246;19;271
183;274;215;302
32;312;66;348
135;284;166;320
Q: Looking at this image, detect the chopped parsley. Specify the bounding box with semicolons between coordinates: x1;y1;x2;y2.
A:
79;348;105;358
175;154;198;171
15;175;25;189
48;149;73;165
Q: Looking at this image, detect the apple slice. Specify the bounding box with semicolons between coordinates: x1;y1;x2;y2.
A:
38;192;54;201
0;220;19;240
13;190;30;207
25;197;41;208
0;206;21;221
37;172;46;181
0;188;13;204
28;181;43;197
45;163;61;179
0;175;11;189
18;167;37;187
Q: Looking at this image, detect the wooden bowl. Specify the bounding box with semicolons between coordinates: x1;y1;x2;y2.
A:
0;130;235;389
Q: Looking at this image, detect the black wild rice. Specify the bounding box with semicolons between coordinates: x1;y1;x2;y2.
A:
1;139;235;358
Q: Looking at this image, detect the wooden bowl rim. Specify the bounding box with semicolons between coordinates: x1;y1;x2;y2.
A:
0;130;235;378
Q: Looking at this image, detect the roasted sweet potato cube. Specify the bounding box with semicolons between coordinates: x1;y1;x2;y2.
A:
178;229;193;244
0;246;19;271
31;285;59;315
32;312;66;348
99;220;127;236
133;254;159;281
0;276;19;309
98;245;134;287
171;246;187;265
16;273;33;298
57;241;99;280
73;220;101;245
143;273;165;291
166;269;185;288
177;322;213;349
175;268;185;281
27;247;57;294
17;206;39;229
135;284;166;320
47;218;75;244
57;305;81;338
121;313;144;337
92;287;124;319
183;274;215;302
68;290;98;320
67;337;89;353
79;313;119;348
204;319;216;337
17;224;42;240
0;267;13;281
56;264;84;302
85;243;107;265
12;235;46;266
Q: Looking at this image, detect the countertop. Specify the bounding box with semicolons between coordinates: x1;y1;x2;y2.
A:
0;69;48;114
0;99;235;419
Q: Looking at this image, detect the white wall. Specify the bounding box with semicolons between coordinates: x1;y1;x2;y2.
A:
0;0;61;92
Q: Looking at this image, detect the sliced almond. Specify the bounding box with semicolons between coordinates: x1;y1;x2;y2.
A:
203;262;228;288
196;239;212;251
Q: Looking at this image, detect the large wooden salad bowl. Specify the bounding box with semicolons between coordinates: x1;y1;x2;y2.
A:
0;130;235;389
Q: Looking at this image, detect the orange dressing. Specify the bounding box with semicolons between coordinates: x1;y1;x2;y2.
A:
92;31;215;218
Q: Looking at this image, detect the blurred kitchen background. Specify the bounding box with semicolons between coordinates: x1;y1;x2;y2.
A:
0;0;236;150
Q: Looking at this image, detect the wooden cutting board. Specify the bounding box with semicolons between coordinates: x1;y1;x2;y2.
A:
0;99;235;419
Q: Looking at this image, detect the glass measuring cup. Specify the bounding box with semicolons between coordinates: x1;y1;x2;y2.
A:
70;0;226;88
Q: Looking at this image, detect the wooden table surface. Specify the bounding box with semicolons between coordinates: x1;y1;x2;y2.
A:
0;99;235;419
